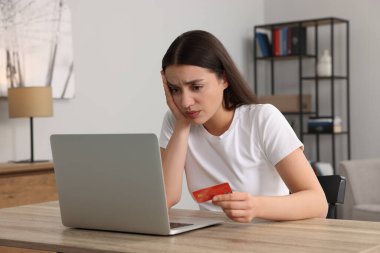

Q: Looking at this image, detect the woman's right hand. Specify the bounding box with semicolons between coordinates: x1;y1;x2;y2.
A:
161;71;190;126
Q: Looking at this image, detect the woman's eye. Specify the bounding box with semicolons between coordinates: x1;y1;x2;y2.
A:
170;87;179;94
192;86;202;91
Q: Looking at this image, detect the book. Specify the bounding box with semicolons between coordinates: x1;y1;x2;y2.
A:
290;26;306;55
308;117;343;133
255;32;272;57
281;27;288;56
273;28;281;56
308;117;333;133
287;27;292;55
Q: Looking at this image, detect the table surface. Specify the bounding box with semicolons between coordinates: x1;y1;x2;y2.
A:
1;201;380;253
0;162;54;175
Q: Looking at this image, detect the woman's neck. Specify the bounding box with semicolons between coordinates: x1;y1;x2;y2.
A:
203;108;235;136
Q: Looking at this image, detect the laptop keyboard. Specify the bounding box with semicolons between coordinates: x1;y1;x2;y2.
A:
170;222;193;229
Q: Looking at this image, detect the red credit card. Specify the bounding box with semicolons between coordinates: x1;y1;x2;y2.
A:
192;182;232;203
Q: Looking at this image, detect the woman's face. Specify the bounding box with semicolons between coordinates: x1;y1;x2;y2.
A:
164;64;228;125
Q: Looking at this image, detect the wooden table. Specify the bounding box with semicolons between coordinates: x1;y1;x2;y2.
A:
0;162;57;208
0;162;58;253
1;202;380;253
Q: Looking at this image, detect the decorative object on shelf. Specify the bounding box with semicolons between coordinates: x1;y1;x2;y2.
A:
333;117;343;133
8;86;53;163
0;0;75;99
317;49;332;77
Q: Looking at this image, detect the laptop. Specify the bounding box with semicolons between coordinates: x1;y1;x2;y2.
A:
50;133;223;235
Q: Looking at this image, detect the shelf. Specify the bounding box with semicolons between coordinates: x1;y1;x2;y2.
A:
303;131;349;136
255;17;349;30
302;76;348;80
254;17;351;171
283;112;317;115
256;54;316;60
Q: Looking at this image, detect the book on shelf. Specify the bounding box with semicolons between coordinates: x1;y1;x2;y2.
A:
271;26;306;56
308;117;333;133
255;32;272;57
273;28;281;56
307;117;343;133
287;27;292;55
281;27;288;56
290;26;306;55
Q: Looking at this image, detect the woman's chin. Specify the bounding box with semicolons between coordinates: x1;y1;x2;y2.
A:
190;117;207;125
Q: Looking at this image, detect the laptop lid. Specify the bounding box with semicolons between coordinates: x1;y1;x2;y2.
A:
50;134;222;235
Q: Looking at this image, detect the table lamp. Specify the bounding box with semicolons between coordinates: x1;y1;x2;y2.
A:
8;86;53;163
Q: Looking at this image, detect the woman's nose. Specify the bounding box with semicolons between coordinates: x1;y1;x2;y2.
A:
181;90;194;108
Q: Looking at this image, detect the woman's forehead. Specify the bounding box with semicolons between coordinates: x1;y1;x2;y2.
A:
165;65;214;82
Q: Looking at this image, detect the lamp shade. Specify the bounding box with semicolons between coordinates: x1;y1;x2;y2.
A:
8;87;53;118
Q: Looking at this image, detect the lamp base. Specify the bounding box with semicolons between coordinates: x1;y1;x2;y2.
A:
10;159;50;164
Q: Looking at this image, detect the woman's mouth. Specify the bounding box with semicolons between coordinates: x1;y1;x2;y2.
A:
186;110;200;119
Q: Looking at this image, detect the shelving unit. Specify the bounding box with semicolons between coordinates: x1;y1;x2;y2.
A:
254;17;351;173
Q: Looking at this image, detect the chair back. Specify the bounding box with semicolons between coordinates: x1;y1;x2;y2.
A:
317;175;346;219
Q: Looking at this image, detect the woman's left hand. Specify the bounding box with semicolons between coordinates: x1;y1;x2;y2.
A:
212;192;258;223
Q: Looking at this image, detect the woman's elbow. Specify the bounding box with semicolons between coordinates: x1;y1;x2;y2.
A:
317;192;329;218
167;196;181;208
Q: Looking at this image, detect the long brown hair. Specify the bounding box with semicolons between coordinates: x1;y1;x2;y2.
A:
162;30;257;110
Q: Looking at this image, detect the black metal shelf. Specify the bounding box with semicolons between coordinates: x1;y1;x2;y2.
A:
256;54;316;60
302;76;348;80
283;111;317;116
303;131;349;136
255;17;349;30
253;17;351;174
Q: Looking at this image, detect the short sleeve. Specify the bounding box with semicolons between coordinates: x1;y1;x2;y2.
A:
257;104;303;165
159;110;176;149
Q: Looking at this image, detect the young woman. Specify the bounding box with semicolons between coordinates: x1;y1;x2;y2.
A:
159;30;328;222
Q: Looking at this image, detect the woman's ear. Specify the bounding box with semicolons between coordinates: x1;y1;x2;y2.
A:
222;73;229;89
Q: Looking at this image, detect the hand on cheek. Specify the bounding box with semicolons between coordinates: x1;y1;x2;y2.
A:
160;71;189;125
161;72;176;110
212;192;257;223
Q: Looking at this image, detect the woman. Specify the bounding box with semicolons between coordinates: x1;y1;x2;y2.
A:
159;30;327;222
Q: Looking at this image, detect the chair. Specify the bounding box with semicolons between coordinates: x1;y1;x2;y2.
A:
317;175;346;219
337;159;380;221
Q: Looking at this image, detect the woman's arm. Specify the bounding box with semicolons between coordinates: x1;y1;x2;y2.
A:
160;123;190;208
212;148;328;222
160;72;191;208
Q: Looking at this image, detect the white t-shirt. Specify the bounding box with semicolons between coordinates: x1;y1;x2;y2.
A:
159;104;303;211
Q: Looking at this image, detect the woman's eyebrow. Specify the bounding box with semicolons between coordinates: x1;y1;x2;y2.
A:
184;79;204;85
166;81;178;88
167;79;204;87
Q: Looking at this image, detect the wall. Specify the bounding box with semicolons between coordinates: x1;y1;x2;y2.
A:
2;0;377;210
263;0;380;160
0;0;264;209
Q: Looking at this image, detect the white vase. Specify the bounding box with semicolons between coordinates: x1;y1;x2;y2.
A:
317;49;332;77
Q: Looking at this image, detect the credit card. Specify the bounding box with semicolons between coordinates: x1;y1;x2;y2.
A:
192;182;232;203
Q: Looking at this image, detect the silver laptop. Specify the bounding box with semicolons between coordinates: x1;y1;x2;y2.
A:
50;133;222;235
